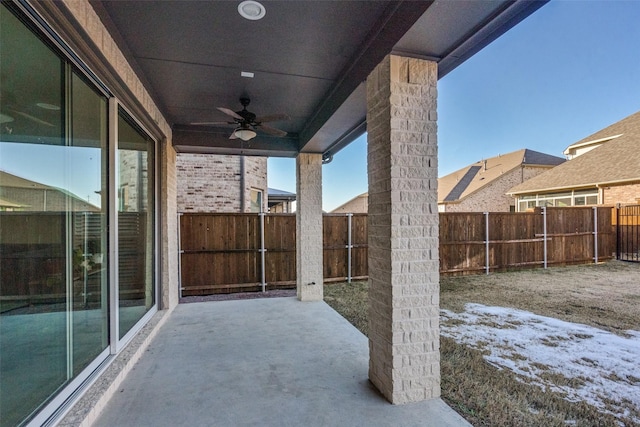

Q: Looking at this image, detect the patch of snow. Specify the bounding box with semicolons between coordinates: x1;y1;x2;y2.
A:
441;303;640;423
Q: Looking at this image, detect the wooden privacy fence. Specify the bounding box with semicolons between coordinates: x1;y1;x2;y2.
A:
440;207;614;275
323;214;368;283
179;213;367;295
179;207;616;295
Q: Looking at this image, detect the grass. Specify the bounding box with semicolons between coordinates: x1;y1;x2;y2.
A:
324;261;640;426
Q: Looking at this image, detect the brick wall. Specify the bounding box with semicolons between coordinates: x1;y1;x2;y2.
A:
331;193;368;213
603;183;640;205
176;154;267;213
443;166;550;212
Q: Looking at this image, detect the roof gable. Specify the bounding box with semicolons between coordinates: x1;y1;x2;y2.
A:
573;110;640;146
439;149;564;203
509;112;640;195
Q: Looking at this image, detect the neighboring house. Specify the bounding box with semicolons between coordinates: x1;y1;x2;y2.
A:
508;111;640;211
563;134;619;160
268;187;296;213
331;192;368;214
0;170;99;212
438;149;565;212
176;154;267;213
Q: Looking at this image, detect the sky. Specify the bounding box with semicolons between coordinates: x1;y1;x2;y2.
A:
268;0;640;212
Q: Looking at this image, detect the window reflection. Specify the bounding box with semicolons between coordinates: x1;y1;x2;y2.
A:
118;112;155;339
0;5;108;425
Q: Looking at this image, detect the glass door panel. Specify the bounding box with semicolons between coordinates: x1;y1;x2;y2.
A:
0;5;108;425
117;112;154;339
70;72;109;376
0;6;66;425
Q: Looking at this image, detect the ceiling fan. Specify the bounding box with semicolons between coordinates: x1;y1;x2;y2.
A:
0;88;56;128
192;97;289;141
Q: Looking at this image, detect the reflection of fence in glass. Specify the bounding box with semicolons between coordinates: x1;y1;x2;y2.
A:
0;211;105;306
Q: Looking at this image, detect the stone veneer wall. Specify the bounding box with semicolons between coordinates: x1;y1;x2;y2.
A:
295;153;324;301
367;55;440;404
176;154;267;213
161;142;179;310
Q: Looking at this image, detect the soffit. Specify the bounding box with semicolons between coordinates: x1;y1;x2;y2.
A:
93;0;547;157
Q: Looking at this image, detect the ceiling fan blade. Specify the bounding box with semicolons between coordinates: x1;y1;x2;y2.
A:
259;124;288;137
217;107;243;120
9;109;54;127
190;121;234;126
228;130;238;140
255;114;290;123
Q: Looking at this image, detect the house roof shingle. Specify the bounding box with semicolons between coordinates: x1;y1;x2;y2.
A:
508;111;640;195
438;149;565;203
0;170;52;190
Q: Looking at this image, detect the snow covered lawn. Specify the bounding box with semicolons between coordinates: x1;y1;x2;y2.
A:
441;304;640;424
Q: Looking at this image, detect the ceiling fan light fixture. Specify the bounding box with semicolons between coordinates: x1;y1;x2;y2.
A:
234;128;257;141
238;1;265;21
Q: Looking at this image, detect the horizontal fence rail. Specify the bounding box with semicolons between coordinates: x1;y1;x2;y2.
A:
440;207;614;275
178;207;616;295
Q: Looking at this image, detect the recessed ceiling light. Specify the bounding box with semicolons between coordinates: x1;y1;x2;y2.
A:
36;102;60;110
241;71;255;78
238;1;265;21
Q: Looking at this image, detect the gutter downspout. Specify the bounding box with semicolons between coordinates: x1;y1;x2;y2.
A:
240;155;246;212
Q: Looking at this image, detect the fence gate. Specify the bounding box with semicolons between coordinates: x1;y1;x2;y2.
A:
617;204;640;262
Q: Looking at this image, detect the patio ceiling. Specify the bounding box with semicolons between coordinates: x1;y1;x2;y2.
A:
94;0;547;158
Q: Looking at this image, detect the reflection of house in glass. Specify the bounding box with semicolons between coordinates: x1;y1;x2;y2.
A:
0;170;99;212
118;150;149;212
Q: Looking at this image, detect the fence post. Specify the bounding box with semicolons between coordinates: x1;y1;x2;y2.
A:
259;212;266;292
484;212;490;275
542;206;548;269
616;203;621;260
83;212;89;307
347;213;353;283
593;207;598;264
177;212;183;298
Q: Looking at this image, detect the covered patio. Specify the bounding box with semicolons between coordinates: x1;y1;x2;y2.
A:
73;297;469;426
0;1;548;425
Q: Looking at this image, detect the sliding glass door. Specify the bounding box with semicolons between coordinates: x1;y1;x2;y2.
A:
0;3;157;425
0;4;108;425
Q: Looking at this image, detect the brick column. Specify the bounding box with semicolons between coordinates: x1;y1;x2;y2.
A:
367;55;440;404
296;153;323;301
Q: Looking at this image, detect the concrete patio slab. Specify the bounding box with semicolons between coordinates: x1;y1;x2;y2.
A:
92;297;470;427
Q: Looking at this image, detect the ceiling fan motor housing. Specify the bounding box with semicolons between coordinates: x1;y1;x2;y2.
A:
237;97;256;123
